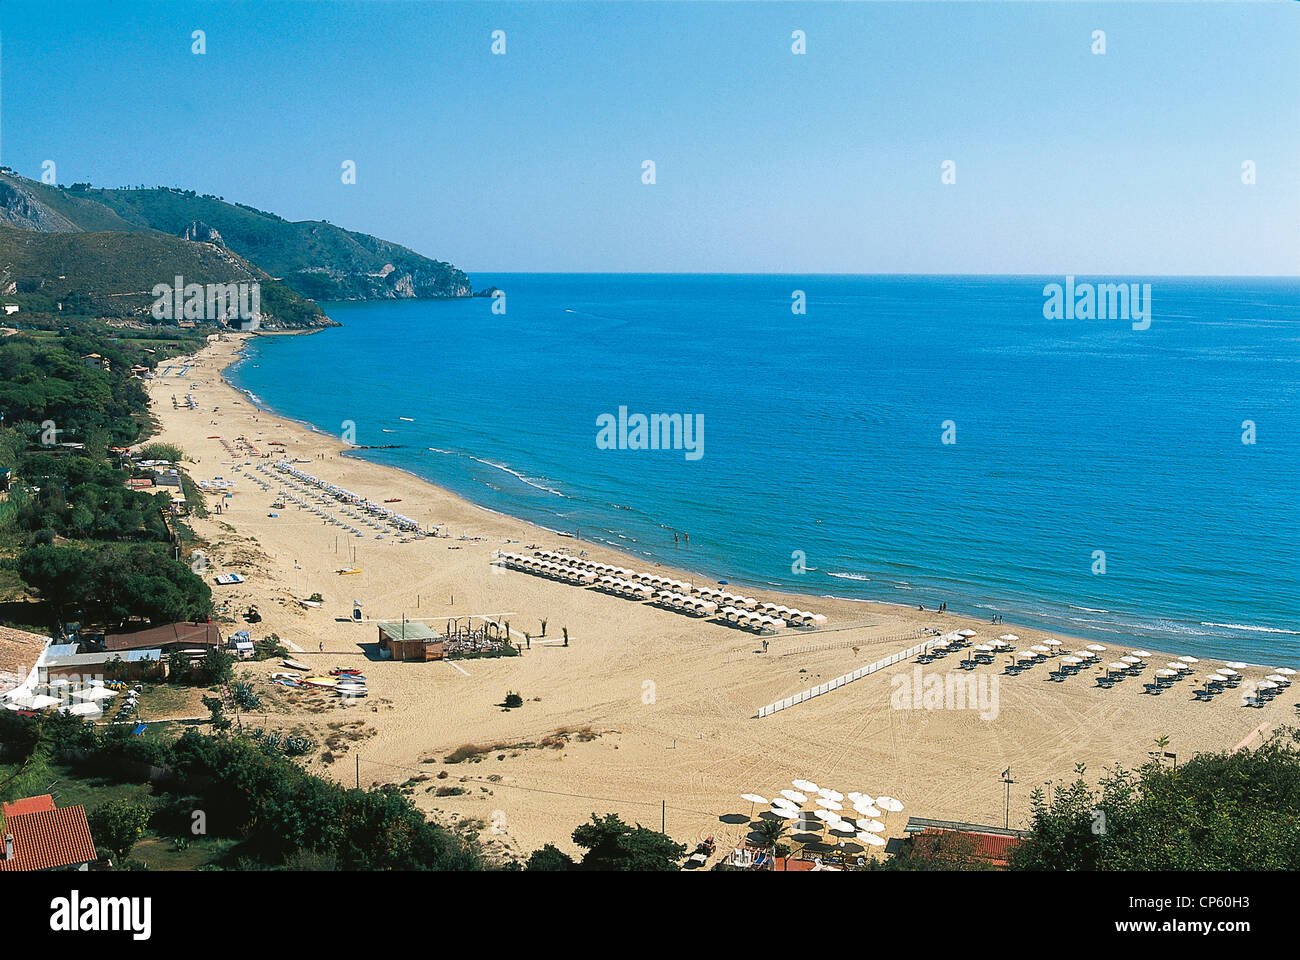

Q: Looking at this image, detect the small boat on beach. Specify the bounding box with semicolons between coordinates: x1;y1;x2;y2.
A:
304;676;338;688
282;658;311;672
384;498;402;503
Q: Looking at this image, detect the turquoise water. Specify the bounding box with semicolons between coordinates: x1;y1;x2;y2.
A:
227;275;1300;664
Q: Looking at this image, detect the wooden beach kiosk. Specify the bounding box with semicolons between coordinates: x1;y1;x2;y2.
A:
377;621;445;662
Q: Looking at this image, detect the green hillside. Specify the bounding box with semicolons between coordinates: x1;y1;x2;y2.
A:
0;224;328;328
0;171;474;302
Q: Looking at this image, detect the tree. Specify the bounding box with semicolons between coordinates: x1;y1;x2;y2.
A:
525;843;576;871
754;817;788;862
570;813;686;871
88;798;152;864
1011;729;1300;870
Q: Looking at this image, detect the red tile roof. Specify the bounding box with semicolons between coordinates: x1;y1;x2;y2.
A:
0;805;98;871
917;828;1023;867
1;795;55;818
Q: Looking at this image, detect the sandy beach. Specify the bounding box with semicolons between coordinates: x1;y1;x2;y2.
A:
142;332;1298;864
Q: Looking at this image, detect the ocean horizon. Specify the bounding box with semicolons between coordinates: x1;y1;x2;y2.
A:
226;273;1300;664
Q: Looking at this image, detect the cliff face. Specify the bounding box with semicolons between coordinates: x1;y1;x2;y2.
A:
0;178;78;232
284;260;472;301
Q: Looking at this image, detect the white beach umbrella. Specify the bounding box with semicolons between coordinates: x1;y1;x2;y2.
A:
813;809;841;823
853;804;882;818
989;639;1007;648
1045;639;1064;647
875;796;904;813
975;644;994;652
1178;656;1199;664
1155;668;1178;678
781;790;808;805
815;799;843;811
817;788;844;802
1087;644;1107;652
1131;650;1152;658
741;793;768;806
856;818;886;833
1275;667;1297;676
858;832;887;847
998;634;1020;642
1120;655;1140;665
1216;668;1238;677
845;792;866;803
1225;661;1248;669
1266;674;1289;684
1031;645;1051;653
792;779;818;792
770;806;800;820
1257;680;1278;690
957;629;978;638
1062;656;1083;664
829;822;856;835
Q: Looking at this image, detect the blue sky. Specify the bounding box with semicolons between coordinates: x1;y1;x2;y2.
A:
1;1;1296;275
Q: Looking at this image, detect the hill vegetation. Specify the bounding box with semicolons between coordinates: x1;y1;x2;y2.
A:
0;171;476;310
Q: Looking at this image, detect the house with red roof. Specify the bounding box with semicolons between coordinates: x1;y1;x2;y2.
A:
902;816;1029;868
0;795;99;871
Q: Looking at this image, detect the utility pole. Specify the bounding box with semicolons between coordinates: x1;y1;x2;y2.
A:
1001;768;1016;830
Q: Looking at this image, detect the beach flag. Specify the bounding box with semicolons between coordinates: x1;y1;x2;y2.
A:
1001;767;1011;779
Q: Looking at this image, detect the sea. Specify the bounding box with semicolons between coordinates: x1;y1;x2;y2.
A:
226;274;1300;664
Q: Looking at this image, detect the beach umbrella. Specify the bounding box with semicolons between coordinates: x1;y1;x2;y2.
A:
1031;644;1051;653
813;809;841;823
781;789;808;805
958;629;978;638
1266;674;1289;684
845;792;866;803
1216;668;1238;677
858;832;887;847
1257;680;1278;690
1062;656;1083;665
792;779;818;792
975;644;994;652
1275;667;1296;676
741;793;768;806
829;822;856;835
875;796;904;813
817;788;844;802
1131;650;1152;658
1179;656;1199;664
856;818;886;833
770;806;800;820
1225;661;1248;669
1044;639;1064;647
1120;655;1140;665
815;798;843;811
988;639;1007;648
853;804;882;818
998;634;1020;642
1155;668;1177;678
1087;644;1107;652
